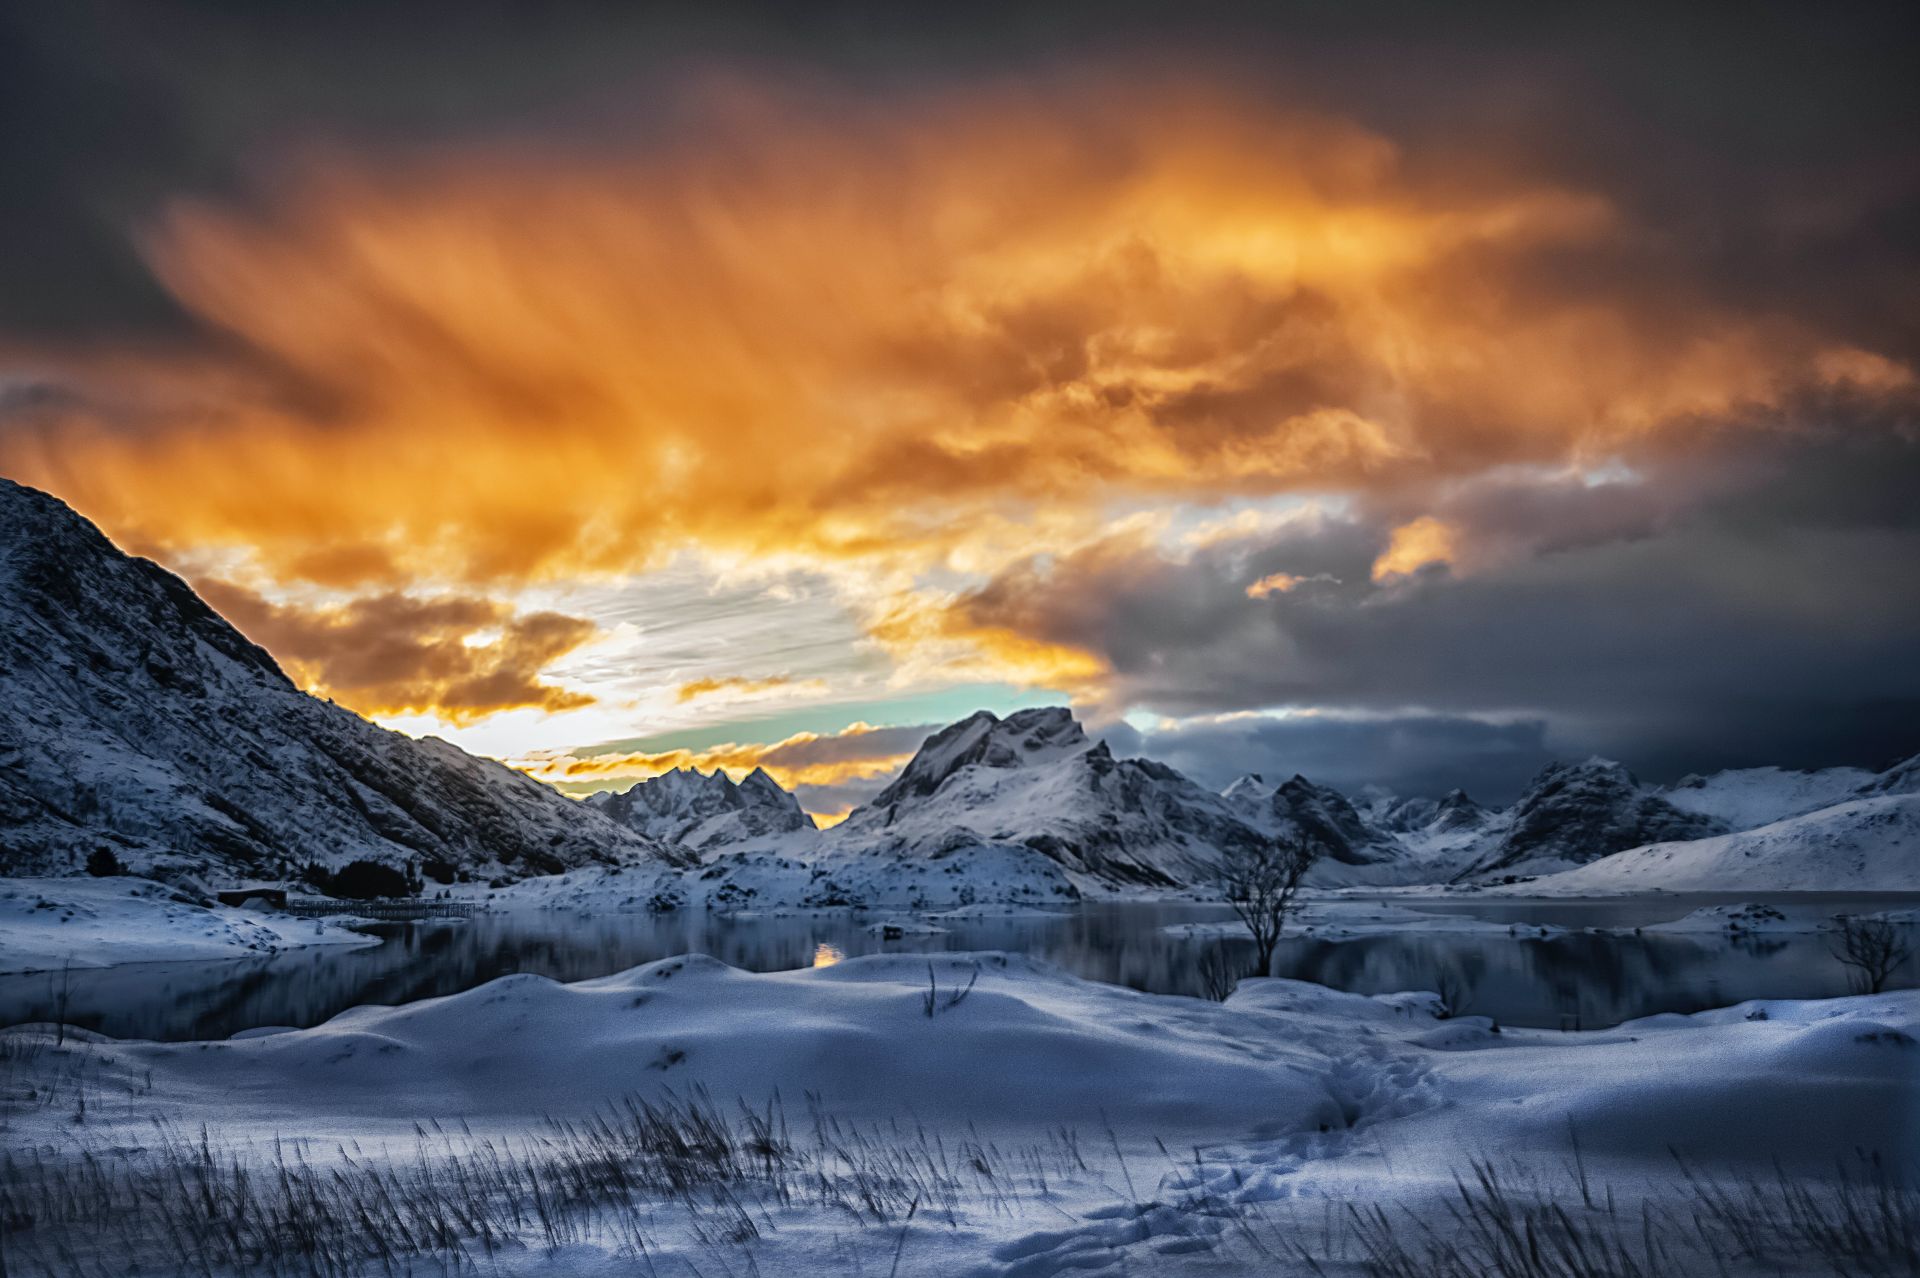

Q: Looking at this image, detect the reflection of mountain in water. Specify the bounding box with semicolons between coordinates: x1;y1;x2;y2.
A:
1263;928;1854;1030
1;904;1912;1040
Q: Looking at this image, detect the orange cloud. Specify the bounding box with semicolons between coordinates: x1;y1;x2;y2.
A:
4;75;1903;608
516;720;930;794
1246;572;1304;598
1371;516;1459;581
866;593;1110;692
673;674;826;703
198;581;597;724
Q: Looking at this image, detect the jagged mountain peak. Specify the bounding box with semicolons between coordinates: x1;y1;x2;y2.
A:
587;764;814;850
868;706;1091;810
1462;756;1721;879
834;706;1264;888
1224;771;1396;866
1220;774;1273;805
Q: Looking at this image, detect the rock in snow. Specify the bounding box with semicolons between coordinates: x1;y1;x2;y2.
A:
0;479;684;884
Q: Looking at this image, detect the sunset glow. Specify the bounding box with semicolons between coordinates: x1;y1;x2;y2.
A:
4;25;1915;809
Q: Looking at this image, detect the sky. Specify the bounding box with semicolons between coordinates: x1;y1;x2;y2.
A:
3;1;1917;816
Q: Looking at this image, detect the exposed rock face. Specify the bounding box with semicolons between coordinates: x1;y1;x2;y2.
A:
1856;751;1920;799
0;478;682;883
1464;758;1723;878
585;766;815;849
1513;791;1920;894
839;707;1268;887
1428;789;1488;834
1219;773;1397;866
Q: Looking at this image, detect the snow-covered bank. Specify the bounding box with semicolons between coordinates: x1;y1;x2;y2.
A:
470;839;1084;913
4;952;1913;1276
1163;900;1569;941
0;877;378;973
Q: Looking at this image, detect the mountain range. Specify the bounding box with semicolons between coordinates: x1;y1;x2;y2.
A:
585;765;814;849
3;475;1913;900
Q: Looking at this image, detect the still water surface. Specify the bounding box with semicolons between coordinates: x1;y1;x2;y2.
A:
2;895;1914;1040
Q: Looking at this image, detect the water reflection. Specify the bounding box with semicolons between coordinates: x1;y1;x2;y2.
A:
1;899;1913;1041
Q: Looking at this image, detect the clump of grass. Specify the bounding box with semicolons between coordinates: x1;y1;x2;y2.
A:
922;961;980;1017
0;1084;1090;1277
1262;1152;1920;1278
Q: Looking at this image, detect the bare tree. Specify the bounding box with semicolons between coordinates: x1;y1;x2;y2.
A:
1831;916;1912;994
1216;832;1320;978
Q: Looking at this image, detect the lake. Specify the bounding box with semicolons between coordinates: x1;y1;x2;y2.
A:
2;893;1914;1040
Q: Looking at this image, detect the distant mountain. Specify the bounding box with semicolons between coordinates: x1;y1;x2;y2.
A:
1510;792;1920;894
833;707;1269;888
0;478;682;884
1218;773;1397;866
1461;758;1724;880
585;766;814;849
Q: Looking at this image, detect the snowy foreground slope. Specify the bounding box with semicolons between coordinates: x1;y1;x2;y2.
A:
4;953;1914;1276
0;876;377;973
0;478;680;883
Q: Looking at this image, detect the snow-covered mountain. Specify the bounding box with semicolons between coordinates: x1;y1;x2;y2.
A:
1856;751;1920;799
1509;792;1920;894
832;708;1269;888
0;478;683;884
585;766;815;849
1460;758;1724;880
1218;773;1397;866
1663;764;1876;832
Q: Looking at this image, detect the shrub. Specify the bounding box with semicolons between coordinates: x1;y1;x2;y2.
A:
327;859;414;900
85;847;124;878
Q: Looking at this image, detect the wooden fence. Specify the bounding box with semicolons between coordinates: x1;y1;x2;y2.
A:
283;899;481;920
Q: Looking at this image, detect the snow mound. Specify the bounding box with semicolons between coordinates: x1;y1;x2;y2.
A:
38;953;1360;1135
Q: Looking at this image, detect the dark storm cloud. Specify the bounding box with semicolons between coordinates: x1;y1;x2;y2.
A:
958;426;1920;793
1100;715;1553;803
3;0;1915;347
